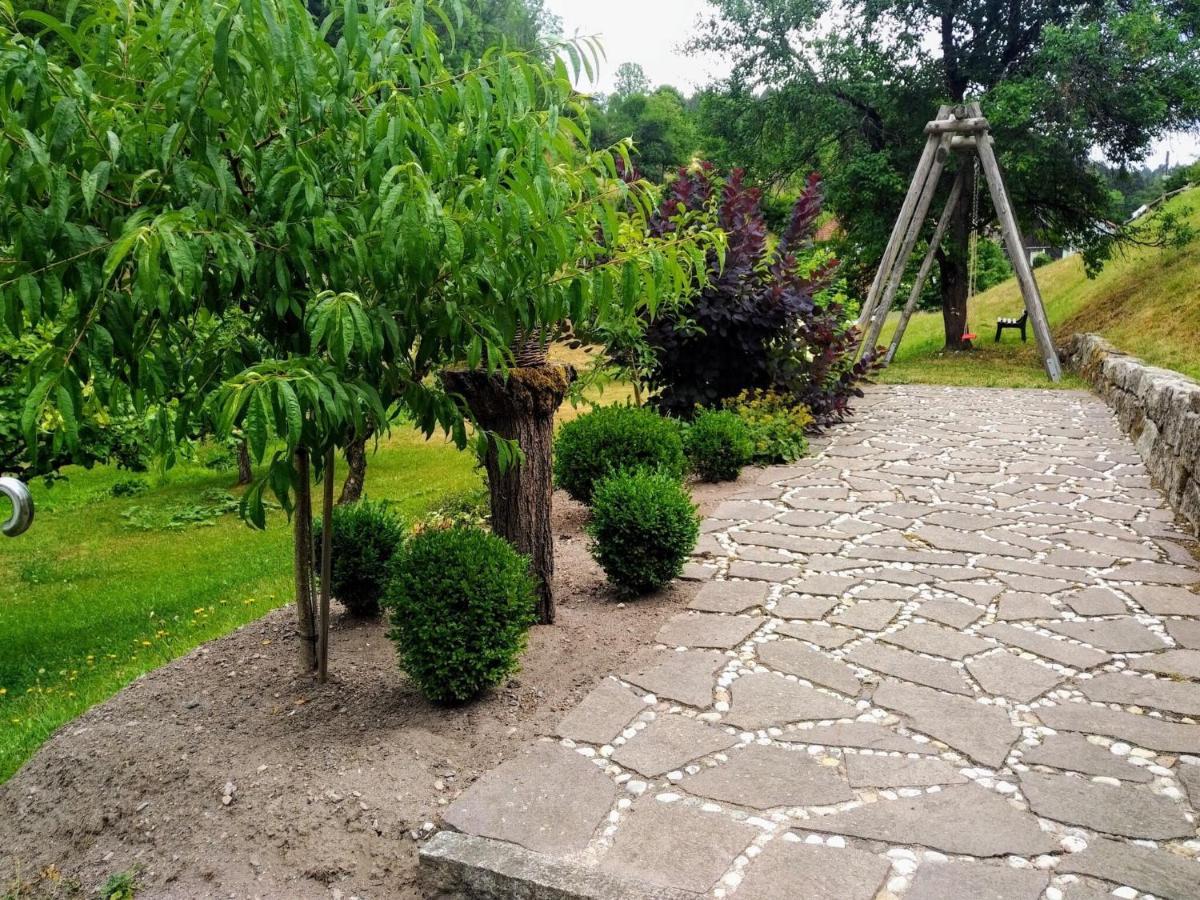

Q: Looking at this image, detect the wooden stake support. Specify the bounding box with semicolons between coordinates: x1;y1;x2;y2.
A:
860;103;1062;381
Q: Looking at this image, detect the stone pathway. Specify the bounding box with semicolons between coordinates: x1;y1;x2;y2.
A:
434;386;1200;900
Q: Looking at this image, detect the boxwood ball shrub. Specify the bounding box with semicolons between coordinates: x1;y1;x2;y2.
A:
587;469;700;596
313;500;405;617
384;526;537;704
553;404;686;503
685;409;754;482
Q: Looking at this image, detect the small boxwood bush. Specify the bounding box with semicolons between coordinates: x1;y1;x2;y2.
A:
724;389;813;464
384;526;537;704
685;409;754;482
554;404;686;503
587;469;699;596
314;499;405;617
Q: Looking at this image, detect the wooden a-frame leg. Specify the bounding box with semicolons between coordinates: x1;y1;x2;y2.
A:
883;170;966;365
857;105;951;334
970;105;1062;381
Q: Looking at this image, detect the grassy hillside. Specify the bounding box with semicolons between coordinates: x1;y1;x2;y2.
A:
879;185;1200;386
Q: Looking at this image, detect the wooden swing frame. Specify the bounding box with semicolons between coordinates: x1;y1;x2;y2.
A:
856;103;1062;381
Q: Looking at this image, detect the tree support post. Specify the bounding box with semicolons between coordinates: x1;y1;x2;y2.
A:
442;365;574;625
292;448;318;672
317;447;334;683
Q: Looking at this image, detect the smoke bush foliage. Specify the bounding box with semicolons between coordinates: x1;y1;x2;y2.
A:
642;164;878;423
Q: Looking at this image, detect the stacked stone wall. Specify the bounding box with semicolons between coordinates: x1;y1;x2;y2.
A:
1062;333;1200;536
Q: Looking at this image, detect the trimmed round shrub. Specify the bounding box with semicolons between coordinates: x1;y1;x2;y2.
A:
587;469;700;596
384;526;537;704
314;499;405;617
554;405;686;503
685;409;754;482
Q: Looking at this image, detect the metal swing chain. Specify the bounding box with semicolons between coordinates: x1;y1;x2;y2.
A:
967;155;981;306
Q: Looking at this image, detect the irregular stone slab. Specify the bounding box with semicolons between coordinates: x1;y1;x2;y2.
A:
981;623;1112;669
1034;701;1200;753
778;509;839;527
773;595;838;620
1129;648;1200;679
1017;772;1195;844
946;582;1005;605
1046;619;1168;652
872;680;1020;767
774;621;857;649
735;840;890;900
905;860;1048;900
623;650;726;708
683;745;854;809
867;567;931;586
855;582;917;601
557;680;647;745
829;600;900;631
996;592;1061;620
1056;835;1200;900
844;754;967;788
788;573;860;597
1179;762;1200;807
713;500;778;522
689;580;770;614
757;639;861;696
811;784;1056;857
921;563;994;583
656;613;764;650
1020;733;1153;783
599;796;756;894
966;651;1063;702
1166;618;1200;649
611;714;738;777
914;525;1018;555
443;742;618;856
919;598;985;629
735;530;844;554
778;722;934;754
996;572;1076;594
727;561;801;583
725;673;858;730
1123;584;1200;615
1062;586;1128;616
847;643;972;695
1110;561;1199;585
1077;671;1200;716
880;622;993;660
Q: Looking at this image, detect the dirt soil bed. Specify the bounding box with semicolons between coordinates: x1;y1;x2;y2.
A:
0;479;750;899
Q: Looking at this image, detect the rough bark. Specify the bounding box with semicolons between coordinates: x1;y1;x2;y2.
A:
442;365;574;625
338;432;368;505
292;448;319;672
938;168;974;351
236;440;253;486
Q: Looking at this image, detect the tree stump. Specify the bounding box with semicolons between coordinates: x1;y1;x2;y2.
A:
442;365;574;624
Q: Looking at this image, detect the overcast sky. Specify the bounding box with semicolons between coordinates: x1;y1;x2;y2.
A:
543;0;1199;168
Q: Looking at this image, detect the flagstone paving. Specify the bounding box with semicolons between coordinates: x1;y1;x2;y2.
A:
436;386;1200;899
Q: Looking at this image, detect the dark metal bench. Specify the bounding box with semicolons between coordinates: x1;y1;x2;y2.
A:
995;311;1028;342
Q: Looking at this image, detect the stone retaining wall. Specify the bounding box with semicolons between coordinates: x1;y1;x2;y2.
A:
1062;333;1200;536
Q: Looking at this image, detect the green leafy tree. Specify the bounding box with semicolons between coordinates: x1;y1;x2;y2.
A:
691;0;1200;349
593;85;697;181
613;61;650;99
1;0;711;671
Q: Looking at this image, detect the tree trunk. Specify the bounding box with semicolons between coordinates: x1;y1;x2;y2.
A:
442;365;574;625
292;448;319;672
236;440;253;486
338;432;368;505
938;167;974;351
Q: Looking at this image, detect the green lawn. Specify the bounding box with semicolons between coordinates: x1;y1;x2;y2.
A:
878;185;1200;386
0;429;479;781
